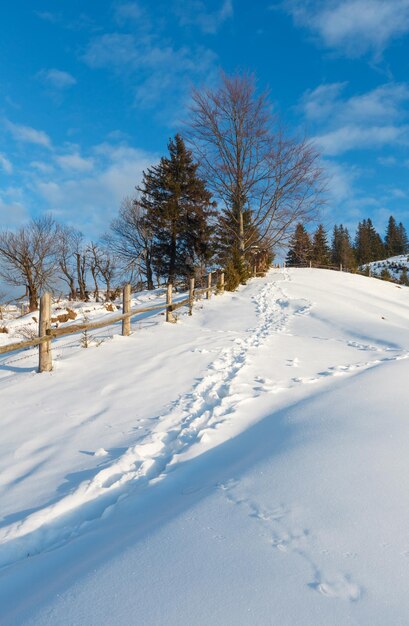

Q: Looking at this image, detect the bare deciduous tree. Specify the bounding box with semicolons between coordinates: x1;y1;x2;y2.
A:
0;216;59;311
107;197;155;290
88;242;102;302
57;225;83;301
187;73;325;273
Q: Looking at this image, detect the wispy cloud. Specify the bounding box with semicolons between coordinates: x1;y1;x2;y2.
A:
300;82;409;154
174;0;234;34
33;142;155;234
4;120;52;148
315;124;407;156
114;2;144;24
0;154;13;174
56;153;94;172
282;0;409;57
37;68;77;90
82;31;217;110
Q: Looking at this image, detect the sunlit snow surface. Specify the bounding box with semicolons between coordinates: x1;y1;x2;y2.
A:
1;268;409;625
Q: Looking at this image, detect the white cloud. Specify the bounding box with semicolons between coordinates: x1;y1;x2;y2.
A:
175;0;234;34
56;153;94;172
300;81;409;155
315;124;407;155
37;68;77;90
283;0;409;57
302;83;409;125
0;195;28;230
5;120;52;148
0;154;13;174
34;143;155;235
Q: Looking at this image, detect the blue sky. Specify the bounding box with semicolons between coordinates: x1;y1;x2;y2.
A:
1;0;409;240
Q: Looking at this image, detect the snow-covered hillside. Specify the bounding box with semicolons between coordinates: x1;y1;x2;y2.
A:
364;254;409;281
1;268;409;625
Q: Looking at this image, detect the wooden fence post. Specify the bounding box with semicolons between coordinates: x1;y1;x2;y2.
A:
166;283;176;323
340;263;343;272
220;272;225;294
309;260;312;268
39;292;52;372
189;277;195;315
207;272;212;299
122;284;131;336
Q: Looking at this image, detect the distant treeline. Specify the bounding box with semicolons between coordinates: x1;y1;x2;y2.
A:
286;217;409;285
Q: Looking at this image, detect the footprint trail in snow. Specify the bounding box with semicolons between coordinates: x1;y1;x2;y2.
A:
0;269;407;570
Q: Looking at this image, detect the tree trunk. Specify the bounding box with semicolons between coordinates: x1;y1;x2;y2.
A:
168;232;177;285
146;251;154;290
91;267;99;302
28;285;38;312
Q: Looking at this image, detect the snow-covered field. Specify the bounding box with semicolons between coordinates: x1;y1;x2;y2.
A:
1;268;409;625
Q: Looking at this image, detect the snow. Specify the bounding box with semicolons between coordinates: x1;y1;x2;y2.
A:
1;268;409;625
364;254;409;281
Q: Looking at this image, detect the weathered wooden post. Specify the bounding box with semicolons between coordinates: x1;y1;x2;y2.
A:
39;292;52;372
189;277;195;315
220;272;225;294
166;283;176;323
207;272;212;300
122;283;131;336
309;260;312;268
340;263;343;272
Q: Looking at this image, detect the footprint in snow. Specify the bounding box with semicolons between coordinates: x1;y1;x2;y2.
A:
310;575;361;602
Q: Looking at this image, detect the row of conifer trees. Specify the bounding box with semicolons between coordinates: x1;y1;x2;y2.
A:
286;217;409;271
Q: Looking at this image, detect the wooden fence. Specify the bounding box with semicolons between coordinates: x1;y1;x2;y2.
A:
0;271;225;373
284;260;375;277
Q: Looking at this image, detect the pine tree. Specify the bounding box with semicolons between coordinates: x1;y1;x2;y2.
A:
331;225;356;269
286;224;311;266
138;135;215;284
311;224;331;266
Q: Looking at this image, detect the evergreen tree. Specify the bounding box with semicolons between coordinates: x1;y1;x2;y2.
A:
380;267;392;281
286;224;311;266
331;225;356;269
138;135;215;284
311;224;331;266
385;216;402;256
400;267;409;286
398;222;409;254
354;218;384;265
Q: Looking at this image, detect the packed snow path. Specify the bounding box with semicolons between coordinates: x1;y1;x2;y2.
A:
1;268;409;625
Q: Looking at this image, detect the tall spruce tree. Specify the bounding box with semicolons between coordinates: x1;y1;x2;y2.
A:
398;222;409;254
138;135;215;284
286;224;311;266
331;225;356;269
354;218;384;265
385;216;402;257
311;224;331;266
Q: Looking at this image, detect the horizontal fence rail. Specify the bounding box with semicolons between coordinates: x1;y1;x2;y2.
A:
0;271;226;372
284;260;378;277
